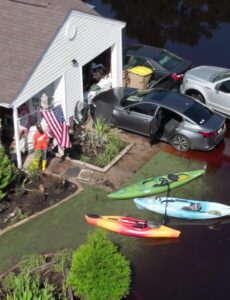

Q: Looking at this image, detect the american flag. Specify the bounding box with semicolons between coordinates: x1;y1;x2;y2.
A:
41;105;71;149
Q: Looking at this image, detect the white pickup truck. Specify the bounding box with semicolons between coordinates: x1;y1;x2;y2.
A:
180;65;230;118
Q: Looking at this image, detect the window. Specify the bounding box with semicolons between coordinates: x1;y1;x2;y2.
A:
154;51;182;70
184;102;213;124
130;56;152;69
122;93;143;107
212;71;230;82
219;80;230;93
129;103;157;116
123;54;132;69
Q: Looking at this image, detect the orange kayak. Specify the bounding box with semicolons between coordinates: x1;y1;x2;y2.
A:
84;214;181;238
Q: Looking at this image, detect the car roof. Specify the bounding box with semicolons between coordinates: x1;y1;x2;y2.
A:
125;44;163;59
142;89;196;114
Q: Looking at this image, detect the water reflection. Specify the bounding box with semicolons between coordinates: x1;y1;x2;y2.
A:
165;216;230;229
85;0;230;66
140;236;180;247
86;0;230;48
82;2;230;299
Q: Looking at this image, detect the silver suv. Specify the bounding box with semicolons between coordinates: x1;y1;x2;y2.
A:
180;66;230;118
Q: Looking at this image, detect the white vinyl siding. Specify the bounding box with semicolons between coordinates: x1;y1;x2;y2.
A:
13;11;125;122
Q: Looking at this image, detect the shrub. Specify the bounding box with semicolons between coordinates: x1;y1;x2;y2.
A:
1;251;74;300
19;253;46;275
0;145;16;201
68;230;131;300
80;119;126;167
2;272;55;299
53;249;73;275
94;118;111;136
26;150;41;181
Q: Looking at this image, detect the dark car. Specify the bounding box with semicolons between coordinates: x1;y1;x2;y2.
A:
123;44;192;80
92;88;226;152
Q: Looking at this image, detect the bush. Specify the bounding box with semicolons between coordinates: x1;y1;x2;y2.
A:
68;230;131;300
80;119;126;167
0;145;16;201
26;150;41;181
2;272;55;299
1;251;73;300
96;133;125;167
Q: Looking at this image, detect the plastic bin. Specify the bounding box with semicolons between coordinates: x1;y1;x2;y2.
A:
127;66;153;89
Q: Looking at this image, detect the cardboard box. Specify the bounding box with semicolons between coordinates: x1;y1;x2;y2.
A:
123;70;129;87
127;66;152;89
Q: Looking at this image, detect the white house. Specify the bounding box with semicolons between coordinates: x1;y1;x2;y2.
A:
0;0;125;168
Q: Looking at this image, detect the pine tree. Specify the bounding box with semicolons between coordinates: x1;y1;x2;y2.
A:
68;230;131;300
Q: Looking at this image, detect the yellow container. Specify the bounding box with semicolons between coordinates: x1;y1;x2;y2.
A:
128;66;153;76
127;66;153;89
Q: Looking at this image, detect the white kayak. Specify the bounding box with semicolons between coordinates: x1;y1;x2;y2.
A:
133;196;230;220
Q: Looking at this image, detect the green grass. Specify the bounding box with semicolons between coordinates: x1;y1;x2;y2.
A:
0;151;208;273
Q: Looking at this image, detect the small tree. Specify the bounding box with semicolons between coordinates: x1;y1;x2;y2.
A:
0;145;16;200
68;230;131;300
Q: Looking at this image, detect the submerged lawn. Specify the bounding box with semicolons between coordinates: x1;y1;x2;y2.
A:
0;151;206;273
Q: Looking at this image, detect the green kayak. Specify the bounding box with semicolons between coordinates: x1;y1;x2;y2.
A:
108;169;205;200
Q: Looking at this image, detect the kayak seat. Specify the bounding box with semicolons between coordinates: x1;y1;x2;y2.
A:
182;203;201;212
133;221;147;229
167;174;179;181
153;178;169;187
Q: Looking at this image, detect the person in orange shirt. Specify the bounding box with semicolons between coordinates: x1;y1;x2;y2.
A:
33;122;49;171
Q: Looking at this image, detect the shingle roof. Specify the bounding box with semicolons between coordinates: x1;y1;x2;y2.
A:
0;0;99;106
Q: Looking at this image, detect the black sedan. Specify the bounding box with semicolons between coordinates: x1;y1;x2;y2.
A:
91;88;226;152
123;44;192;80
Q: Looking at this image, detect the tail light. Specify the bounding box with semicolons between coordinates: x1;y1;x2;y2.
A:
171;73;184;81
199;130;218;138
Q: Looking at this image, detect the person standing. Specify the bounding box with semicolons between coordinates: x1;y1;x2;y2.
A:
33;122;49;171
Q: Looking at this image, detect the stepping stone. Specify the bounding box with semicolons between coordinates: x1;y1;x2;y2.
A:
77;169;94;181
64;167;81;178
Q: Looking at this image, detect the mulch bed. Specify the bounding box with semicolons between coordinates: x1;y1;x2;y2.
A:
0;173;78;231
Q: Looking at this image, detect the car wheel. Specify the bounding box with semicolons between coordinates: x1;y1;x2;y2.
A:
171;134;191;152
189;92;205;104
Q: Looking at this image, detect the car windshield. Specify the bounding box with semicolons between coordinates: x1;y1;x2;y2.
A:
212;71;230;82
154;51;182;70
183;102;214;124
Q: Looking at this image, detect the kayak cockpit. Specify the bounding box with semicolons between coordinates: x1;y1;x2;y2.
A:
181;203;202;212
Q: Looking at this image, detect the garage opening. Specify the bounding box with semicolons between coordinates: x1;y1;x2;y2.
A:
72;47;112;126
83;47;111;95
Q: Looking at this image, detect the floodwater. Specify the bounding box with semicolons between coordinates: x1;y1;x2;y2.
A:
86;1;230;299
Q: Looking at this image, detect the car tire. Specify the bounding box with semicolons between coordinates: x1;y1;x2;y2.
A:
171;134;191;152
189;92;205;104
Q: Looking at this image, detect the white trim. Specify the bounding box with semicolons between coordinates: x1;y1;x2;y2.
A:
71;10;126;28
13;108;22;168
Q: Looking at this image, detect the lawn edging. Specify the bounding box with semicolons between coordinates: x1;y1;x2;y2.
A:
59;142;135;172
